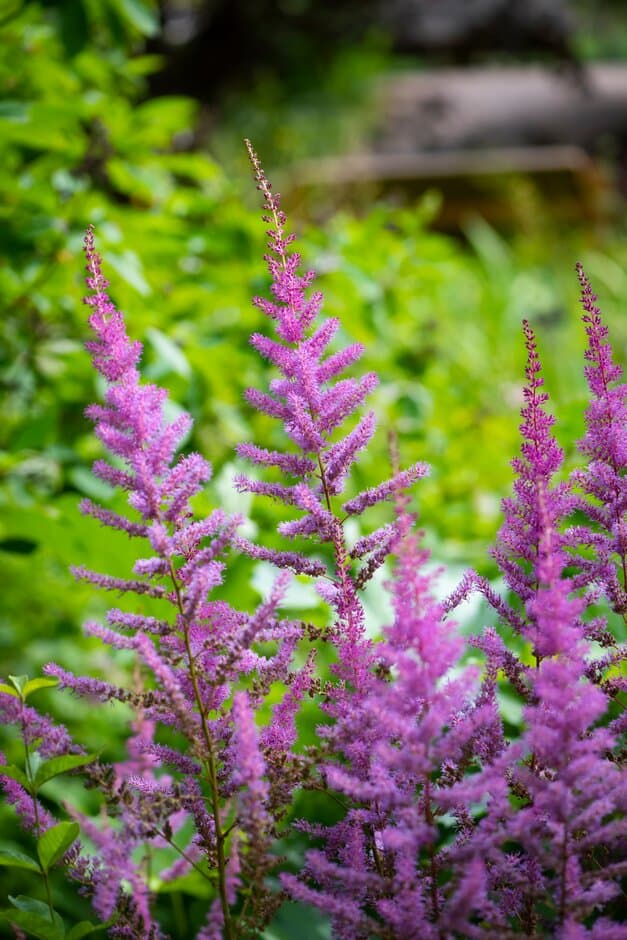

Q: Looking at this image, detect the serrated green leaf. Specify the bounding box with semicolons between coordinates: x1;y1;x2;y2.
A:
0;683;20;697
21;677;59;699
0;764;32;791
37;821;80;871
34;753;96;789
0;848;41;873
0;908;64;940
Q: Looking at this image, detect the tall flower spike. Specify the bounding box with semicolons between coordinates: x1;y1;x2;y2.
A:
42;229;309;939
239;141;427;695
283;493;497;938
493;321;575;607
451;317;626;934
570;264;627;618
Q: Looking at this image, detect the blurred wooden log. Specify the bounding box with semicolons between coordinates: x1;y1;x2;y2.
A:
286;65;626;228
372;65;627;155
287;144;605;230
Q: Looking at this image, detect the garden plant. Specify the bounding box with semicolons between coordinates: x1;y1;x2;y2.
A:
0;142;625;939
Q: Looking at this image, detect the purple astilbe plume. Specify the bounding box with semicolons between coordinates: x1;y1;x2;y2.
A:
283;486;502;939
568;264;627;619
38;228;311;939
448;320;626;933
448;321;579;662
464;517;627;935
239;141;427;708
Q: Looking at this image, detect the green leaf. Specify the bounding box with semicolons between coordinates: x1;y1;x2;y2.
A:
37;821;80;871
113;0;158;37
58;0;89;56
9;896;59;920
106;250;151;296
0;908;64;940
0;764;32;791
7;674;29;695
21;677;59;699
0;100;30;122
68;466;115;502
0;537;38;555
67;921;111;939
0;848;41;873
146;328;191;378
0;683;20;698
34;753;96;789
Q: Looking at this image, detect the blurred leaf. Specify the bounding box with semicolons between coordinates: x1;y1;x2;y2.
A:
112;0;159;37
34;754;96;789
0;100;30;121
145;327;191;378
0;537;39;555
0;765;31;791
68;466;116;502
0;684;20;698
58;0;89;56
9;895;62;923
0;848;40;873
21;677;59;699
7;675;29;695
106;250;151;295
37;821;80;871
67;921;111;938
0;907;64;940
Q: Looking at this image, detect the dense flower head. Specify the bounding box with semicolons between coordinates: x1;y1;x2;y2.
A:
239;142;428;709
283;493;499;938
570;264;627;617
493;320;575;611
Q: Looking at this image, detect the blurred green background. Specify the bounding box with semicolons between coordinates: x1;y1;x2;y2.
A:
1;0;626;935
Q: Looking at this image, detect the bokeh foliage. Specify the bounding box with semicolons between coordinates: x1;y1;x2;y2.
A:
1;1;626;936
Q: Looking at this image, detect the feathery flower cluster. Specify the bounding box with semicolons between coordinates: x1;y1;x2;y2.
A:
238;140;427;715
283;493;503;939
443;317;626;934
569;263;627;617
29;227;311;938
0;149;624;940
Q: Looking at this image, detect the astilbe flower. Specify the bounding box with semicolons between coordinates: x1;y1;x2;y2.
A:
450;320;626;934
282;483;503;939
239;140;427;715
568;264;627;619
38;228;310;939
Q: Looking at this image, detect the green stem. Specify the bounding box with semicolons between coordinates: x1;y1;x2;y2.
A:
21;706;55;924
167;560;235;940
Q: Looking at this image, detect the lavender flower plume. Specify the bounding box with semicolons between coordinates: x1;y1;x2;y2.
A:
569;264;627;617
452;319;626;933
240;141;426;702
284;493;498;938
39;228;314;938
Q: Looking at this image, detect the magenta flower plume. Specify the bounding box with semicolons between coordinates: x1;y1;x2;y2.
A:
284;496;499;938
493;321;575;613
464;566;626;934
569;264;627;617
447;318;626;933
38;229;313;939
239;141;427;698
